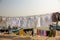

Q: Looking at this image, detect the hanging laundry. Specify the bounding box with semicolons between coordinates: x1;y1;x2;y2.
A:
40;14;52;27
19;17;25;28
44;30;46;36
2;17;7;21
37;29;46;36
30;16;38;28
26;16;31;28
37;29;40;35
52;12;60;22
58;13;60;21
26;16;38;28
40;14;52;30
16;17;20;27
10;17;19;27
36;16;41;28
28;16;35;28
22;17;27;28
33;16;38;28
6;17;13;27
40;30;44;36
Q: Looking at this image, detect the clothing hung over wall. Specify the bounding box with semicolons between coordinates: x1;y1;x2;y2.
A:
6;16;38;29
40;14;52;30
37;29;46;36
0;14;52;30
40;14;52;27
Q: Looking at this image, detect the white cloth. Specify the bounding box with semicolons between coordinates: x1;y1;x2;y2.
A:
40;14;52;30
40;14;52;27
37;16;41;27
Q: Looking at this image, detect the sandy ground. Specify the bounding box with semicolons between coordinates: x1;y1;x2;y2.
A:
0;34;60;40
0;38;12;40
0;36;59;40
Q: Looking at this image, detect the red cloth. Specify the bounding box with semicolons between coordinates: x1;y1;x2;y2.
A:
37;29;40;35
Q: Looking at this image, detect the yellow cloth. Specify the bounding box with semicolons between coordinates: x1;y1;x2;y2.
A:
19;29;25;36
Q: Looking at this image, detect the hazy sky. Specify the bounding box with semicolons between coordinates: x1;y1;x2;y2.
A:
0;0;60;16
